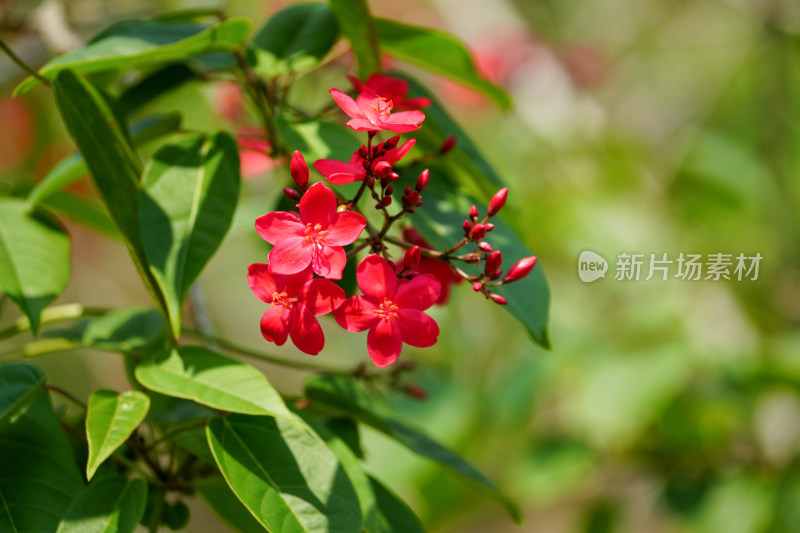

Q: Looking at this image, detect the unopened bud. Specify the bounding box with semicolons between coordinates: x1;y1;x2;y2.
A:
402;190;420;208
472;281;483;292
416;169;430;191
290;151;309;189
505;256;537;283
487;187;508;217
485;223;495;232
404;246;421;269
387;172;400;182
357;145;368;158
382;196;392;206
383;136;400;151
373;160;392;179
385;186;394;195
404;383;428;400
485;250;502;274
489;293;508;305
469;205;479;220
490;269;503;281
478;241;493;252
470;224;487;240
283;188;301;201
462;220;472;233
440;135;457;154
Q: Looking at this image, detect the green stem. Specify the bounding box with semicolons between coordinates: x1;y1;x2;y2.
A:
146;420;207;451
234;49;286;157
46;384;87;409
0;304;106;341
0;37;51;86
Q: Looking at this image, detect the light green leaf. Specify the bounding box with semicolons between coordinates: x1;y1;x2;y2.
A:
207;414;362;533
304;375;521;522
251;3;339;77
15;18;252;95
139;132;240;338
135;346;295;421
0;198;71;335
0;391;84;532
369;476;426;533
0;362;45;430
329;0;381;78
56;475;147;533
376;19;510;109
85;389;150;480
199;483;268;533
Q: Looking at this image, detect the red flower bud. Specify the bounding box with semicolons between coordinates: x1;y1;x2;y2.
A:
381;196;392;206
404;383;428;401
505;256;537;283
478;241;493;252
386;186;394;195
485;250;502;274
388;172;400;182
357;145;368;158
462;220;472;233
489;293;508;305
283;187;301;201
470;224;487;240
383;136;400;151
487;187;508;217
490;269;504;281
290;151;309;189
440;135;457;154
469;205;479;220
485;223;495;232
472;281;483;292
404;246;421;269
373;160;392;179
416;169;430;192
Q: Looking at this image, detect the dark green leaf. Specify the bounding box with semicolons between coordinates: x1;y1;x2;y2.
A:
199;483;268;533
56;476;147;533
0;390;84;532
135;346;295;421
85;389;150;480
376;19;510;109
139;132;240;338
206;414;362;533
40;191;120;238
0;362;45;430
45;308;168;354
251;3;339;77
370;476;426;533
329;0;381;78
119;64;197;113
305;375;521;522
15;18;252;95
0;199;71;335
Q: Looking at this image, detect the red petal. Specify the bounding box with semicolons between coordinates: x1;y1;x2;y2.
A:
240;150;275;178
299;182;336;227
311;244;346;279
394;274;441;310
330;88;365;120
282;266;314;296
268;237;313;274
325;211;366;246
398;309;439;347
401;96;432;109
356;255;396;301
367;319;402;367
289;303;325;355
356;92;381;124
301;278;345;315
255;211;303;243
382;138;415;164
313;159;366;184
334;296;379;332
247;263;282;302
346;118;380;132
382;111;425;133
260;306;290;346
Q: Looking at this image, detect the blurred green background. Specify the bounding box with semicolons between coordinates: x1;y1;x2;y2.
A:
2;0;800;531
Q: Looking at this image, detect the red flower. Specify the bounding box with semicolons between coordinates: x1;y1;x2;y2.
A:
247;264;344;355
347;73;431;110
403;228;462;305
256;183;366;279
334;255;441;367
329;88;425;133
313;139;415;185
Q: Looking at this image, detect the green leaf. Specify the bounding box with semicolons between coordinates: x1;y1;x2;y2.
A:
207;414;363;533
119;64;196;113
0;390;84;532
15;18;252;95
376;19;510;109
277;118;361;162
56;475;147;533
135;346;295;421
0;198;71;335
369;476;426;533
45;308;167;354
329;0;381;78
0;362;45;430
199;483;268;533
85;389;150;480
139;132;240;338
251;3;339;77
305;375;521;522
40;191;120;238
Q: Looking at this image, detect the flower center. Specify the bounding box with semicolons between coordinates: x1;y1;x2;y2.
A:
272;291;298;311
374;297;399;321
304;223;328;246
370;97;394;120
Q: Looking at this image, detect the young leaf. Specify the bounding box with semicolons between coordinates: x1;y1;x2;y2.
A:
304;375;521;522
85;389;150;480
56;475;147;533
135;346;295;421
0;199;71;335
14;18;252;95
199;483;269;533
369;476;426;533
251;3;339;77
329;0;381;78
375;19;511;109
0;391;84;532
0;362;45;430
206;414;363;533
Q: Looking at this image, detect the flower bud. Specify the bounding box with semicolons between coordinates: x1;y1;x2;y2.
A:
470;224;487;240
478;241;493;252
416;169;430;192
357;145;368;158
290;151;309;189
469;205;479;220
440;135;457;154
504;256;537;283
385;186;394;195
404;383;428;401
381;196;393;206
283;187;301;202
489;269;503;281
489;293;508;305
484;250;502;275
487;187;508;217
383;136;400;151
472;281;483;292
372;160;392;179
462;220;472;233
387;172;400;182
404;246;421;270
485;223;495;232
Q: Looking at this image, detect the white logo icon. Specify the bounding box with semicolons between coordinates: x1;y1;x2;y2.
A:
578;250;608;283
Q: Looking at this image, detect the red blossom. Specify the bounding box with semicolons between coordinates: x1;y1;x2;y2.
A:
403;228;462;305
314;138;415;185
247;264;344;355
256;183;366;279
347;73;431;110
334;255;441;367
329;88;425;133
237;129;280;179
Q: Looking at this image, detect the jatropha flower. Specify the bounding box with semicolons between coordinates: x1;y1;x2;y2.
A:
329;88;425;133
334;255;441;367
256;182;367;279
347;73;431;110
314;138;415;185
247;264;344;355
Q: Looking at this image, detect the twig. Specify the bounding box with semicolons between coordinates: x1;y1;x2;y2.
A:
0;37;50;86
